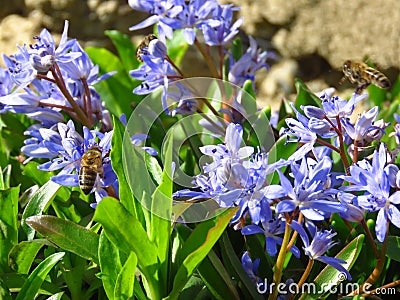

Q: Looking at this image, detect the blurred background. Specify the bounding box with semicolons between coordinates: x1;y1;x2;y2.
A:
1;0;399;108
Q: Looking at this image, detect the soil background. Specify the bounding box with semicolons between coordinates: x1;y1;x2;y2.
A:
1;0;399;108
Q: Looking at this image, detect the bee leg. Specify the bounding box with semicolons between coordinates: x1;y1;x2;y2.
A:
338;75;348;86
355;83;369;94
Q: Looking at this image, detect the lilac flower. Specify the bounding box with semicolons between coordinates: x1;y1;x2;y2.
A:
130;52;181;113
3;20;79;87
318;90;367;119
228;36;272;87
341;106;379;142
242;201;300;257
241;251;262;285
201;3;243;46
276;156;346;221
173;123;289;224
128;0;183;40
177;0;219;44
28;20;80;72
21;120;116;206
290;221;352;280
340;144;400;242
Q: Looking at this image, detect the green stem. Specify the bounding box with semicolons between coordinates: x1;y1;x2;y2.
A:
269;222;292;300
194;38;220;79
290;259;314;299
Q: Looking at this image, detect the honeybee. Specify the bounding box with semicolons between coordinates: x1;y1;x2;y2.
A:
339;60;391;94
136;34;158;62
79;146;104;195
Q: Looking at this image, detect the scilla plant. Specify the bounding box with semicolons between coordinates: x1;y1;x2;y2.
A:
0;1;400;299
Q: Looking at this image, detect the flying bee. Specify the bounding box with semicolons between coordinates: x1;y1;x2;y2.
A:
136;34;158;62
339;60;390;94
79;146;104;195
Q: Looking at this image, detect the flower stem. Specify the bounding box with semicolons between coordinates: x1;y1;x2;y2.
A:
360;219;380;260
194;38;220;79
51;65;92;128
336;116;351;174
286;213;303;252
269;222;292;300
290;259;314;299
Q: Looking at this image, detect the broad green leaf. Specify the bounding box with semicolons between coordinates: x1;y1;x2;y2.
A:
389;74;400;101
175;224;232;298
386;236;400;262
114;252;137;300
149;130;173;294
111;117;136;216
0;276;12;300
21;180;61;240
231;37;243;62
93;197;160;299
15;252;65;300
105;30;138;71
301;234;364;300
167;207;239;299
46;292;64;300
99;231;121;300
9;241;43;274
368;84;387;107
242;79;257;115
86;47;140;118
178;275;207;300
0;186;19;273
0;273;60;296
294;78;322;109
25;215;99;264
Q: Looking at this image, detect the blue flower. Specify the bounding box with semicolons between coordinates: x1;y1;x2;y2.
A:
276;156;346;221
340;143;400;242
341;106;379;142
228;36;272;87
201;3;243;46
241;251;262;285
129;0;184;40
290;221;352;280
242;201;300;257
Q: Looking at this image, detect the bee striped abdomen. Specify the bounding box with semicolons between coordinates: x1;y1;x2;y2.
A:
79;167;98;195
79;146;103;195
365;68;391;88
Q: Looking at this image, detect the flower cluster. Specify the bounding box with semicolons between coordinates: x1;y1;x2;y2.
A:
128;0;272;116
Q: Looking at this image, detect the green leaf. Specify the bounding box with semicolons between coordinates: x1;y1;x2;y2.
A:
231;37;243;62
268;137;298;184
242;80;257;115
86;47;140;118
111;117;136;216
114;252;137;300
99;231;121;300
148;130;174;294
21;180;62;240
0;276;12;300
386;236;400;262
167;207;239;299
45;292;64;300
301;234;364;300
368;84;387;107
15;252;65;300
0;186;19;273
93;197;160;299
220;233;264;300
294;78;322;109
25;215;99;264
9;241;43;274
105;30;138;71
